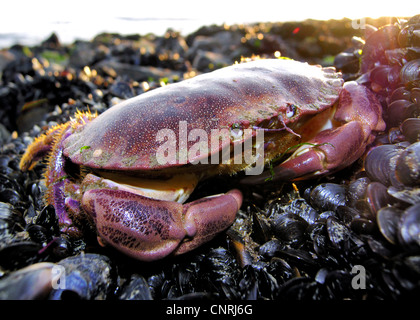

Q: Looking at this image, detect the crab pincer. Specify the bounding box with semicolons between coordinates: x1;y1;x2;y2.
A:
242;81;386;183
81;188;242;261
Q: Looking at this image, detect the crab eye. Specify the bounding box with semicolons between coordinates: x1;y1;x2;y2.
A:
286;104;297;118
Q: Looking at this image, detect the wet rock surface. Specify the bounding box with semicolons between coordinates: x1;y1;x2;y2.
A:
0;17;420;301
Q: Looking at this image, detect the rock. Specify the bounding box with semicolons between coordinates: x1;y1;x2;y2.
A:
187;35;221;60
155;29;189;57
0;50;16;75
0;123;11;144
187;30;243;61
69;41;109;68
93;59;180;82
191;50;231;72
109;79;135;99
41;33;61;49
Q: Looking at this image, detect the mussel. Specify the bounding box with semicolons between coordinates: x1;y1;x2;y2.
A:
401;118;420;143
364;144;404;187
399;203;420;251
377;203;420;251
0;262;57;300
118;274;153;300
270;213;308;246
308;183;348;212
394;141;420;186
400;59;420;85
48;253;116;300
377;206;403;245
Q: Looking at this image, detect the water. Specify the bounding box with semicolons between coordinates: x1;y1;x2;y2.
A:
0;17;211;48
0;0;415;49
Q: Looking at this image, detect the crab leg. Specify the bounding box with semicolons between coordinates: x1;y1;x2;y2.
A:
20;111;97;236
243;81;386;183
19;123;81;235
19;124;66;172
81;188;242;261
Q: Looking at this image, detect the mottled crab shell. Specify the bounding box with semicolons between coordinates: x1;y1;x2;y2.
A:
63;59;343;170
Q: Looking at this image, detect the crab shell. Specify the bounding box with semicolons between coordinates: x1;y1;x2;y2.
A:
62;59;343;173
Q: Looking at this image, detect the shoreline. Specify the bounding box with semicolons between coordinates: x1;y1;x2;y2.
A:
0;16;405;49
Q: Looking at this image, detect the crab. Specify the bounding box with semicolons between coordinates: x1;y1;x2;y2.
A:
19;58;385;261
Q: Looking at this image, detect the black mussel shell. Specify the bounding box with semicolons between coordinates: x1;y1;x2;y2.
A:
258;239;284;259
399;22;420;48
309;183;347;212
348;177;370;207
276;247;319;270
34;205;59;236
267;257;295;282
395;141;420;186
326;216;351;249
336;206;362;225
0;201;25;235
251;210;272;243
311;225;334;261
48;253;116;300
200;247;240;299
118;274;153;300
361;25;400;73
386;99;418;128
370;65;401;93
0;188;22;207
389;86;411;103
411;88;420;104
401;59;420;85
281;198;319;224
386;127;406;144
173;292;219;300
147;271;166;299
364;144;403;187
334;50;360;74
0;262;57;300
403;255;420;276
277;276;323;300
366;182;395;216
270;213;308;246
398;203;420;251
377;206;403;245
384;48;408;67
388;186;420;205
401;118;420;143
0;241;43;270
350;217;376;234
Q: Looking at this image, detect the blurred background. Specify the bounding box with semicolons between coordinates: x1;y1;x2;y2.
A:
0;0;414;48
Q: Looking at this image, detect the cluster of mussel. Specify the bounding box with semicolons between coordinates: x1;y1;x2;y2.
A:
350;15;420;251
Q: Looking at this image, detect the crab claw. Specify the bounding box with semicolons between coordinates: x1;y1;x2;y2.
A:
242;81;386;183
245;121;370;183
81;188;242;261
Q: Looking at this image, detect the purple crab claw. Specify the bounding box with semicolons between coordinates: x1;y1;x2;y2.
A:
81;188;243;261
242;81;386;183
